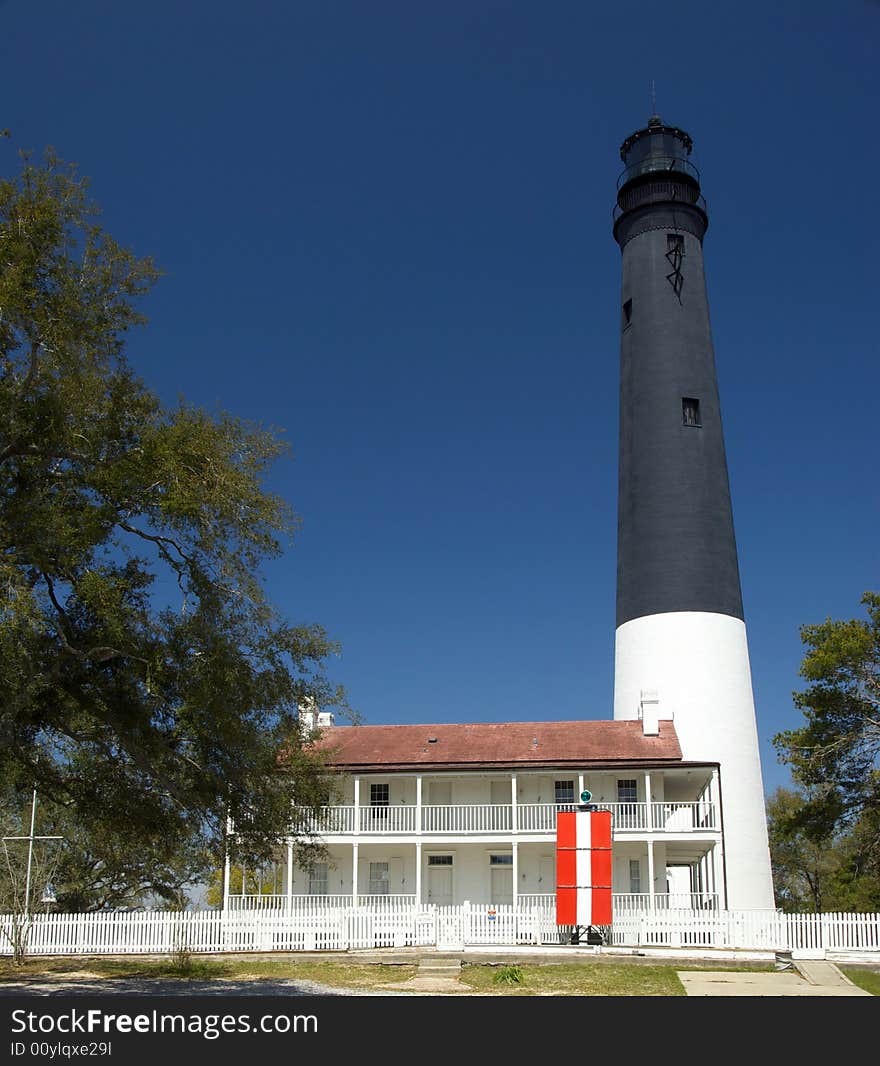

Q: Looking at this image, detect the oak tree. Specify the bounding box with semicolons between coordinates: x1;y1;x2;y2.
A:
773;592;880;908
0;147;348;907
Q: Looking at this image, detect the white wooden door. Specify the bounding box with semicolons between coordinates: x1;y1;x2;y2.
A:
539;855;555;894
490;867;513;905
427;866;453;905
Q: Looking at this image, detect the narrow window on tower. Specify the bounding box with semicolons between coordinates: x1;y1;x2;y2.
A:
622;298;632;329
682;397;701;427
666;234;684;299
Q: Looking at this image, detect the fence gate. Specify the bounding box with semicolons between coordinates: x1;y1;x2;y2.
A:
436;907;464;950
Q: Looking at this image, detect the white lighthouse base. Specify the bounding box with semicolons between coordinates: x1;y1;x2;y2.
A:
614;611;776;911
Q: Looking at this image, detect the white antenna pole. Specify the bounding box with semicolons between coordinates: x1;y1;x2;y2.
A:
24;788;36;920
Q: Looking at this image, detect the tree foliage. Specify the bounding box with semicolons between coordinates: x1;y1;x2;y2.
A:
766;787;838;912
772;592;880;910
0;147;349;908
767;787;880;913
774;592;880;830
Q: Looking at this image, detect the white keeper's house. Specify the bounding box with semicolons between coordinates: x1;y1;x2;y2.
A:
243;703;724;919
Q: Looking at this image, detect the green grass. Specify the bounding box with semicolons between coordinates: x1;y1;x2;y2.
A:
6;954;875;996
492;964;524;985
461;961;686;996
0;954;417;988
840;967;880;996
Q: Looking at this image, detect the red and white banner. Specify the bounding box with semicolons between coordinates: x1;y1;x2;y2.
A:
556;809;612;926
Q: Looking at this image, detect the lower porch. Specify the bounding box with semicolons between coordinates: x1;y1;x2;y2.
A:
224;838;723;912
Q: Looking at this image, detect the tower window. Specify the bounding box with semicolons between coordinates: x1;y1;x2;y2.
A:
682;397;701;427
666;235;684;299
622;298;632;328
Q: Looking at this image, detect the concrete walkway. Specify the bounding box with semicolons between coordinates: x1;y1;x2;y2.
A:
678;959;871;997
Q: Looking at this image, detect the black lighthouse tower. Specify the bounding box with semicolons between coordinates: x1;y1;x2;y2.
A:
610;115;775;910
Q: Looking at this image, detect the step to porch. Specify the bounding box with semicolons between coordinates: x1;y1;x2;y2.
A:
416;957;463;979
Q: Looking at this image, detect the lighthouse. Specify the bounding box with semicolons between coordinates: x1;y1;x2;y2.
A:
611;115;776;910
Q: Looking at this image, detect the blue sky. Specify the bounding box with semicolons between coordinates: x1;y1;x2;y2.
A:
3;1;878;799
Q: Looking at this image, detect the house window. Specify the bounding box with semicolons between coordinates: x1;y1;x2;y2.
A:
369;782;389;820
617;779;638;803
629;859;641;894
489;854;513;866
682;397;701;427
369;861;390;895
554;780;575;806
427;855;453;866
307;862;328;896
622;298;632;328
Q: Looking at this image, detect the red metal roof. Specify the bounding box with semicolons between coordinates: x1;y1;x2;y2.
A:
313;719;682;772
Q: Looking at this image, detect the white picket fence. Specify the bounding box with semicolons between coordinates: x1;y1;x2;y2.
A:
2;904;879;958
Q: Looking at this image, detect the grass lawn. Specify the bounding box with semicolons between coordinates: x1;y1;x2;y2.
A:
460;961;685;995
840;966;880;996
0;954;419;988
0;954;789;996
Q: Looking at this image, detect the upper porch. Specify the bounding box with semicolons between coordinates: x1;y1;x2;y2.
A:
294;766;720;841
296;799;717;838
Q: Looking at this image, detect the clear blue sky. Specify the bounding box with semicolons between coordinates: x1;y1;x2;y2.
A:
3;2;878;799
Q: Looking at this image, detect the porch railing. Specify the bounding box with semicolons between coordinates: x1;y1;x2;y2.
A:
358;805;416;833
229;892;720;914
651;801;716;831
226;893;419;912
421;804;513;832
294;800;718;836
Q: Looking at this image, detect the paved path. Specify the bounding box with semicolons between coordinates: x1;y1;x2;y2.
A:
678;960;871;997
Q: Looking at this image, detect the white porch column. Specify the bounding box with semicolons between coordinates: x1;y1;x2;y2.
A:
710;767;727;908
511;773;518;833
577;772;585;800
286;840;294;911
644;771;653;831
416;775;422;836
646;839;656;911
352;843;359;903
415;841;422;905
353;776;361;837
512;841;519;914
712;844;725;908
